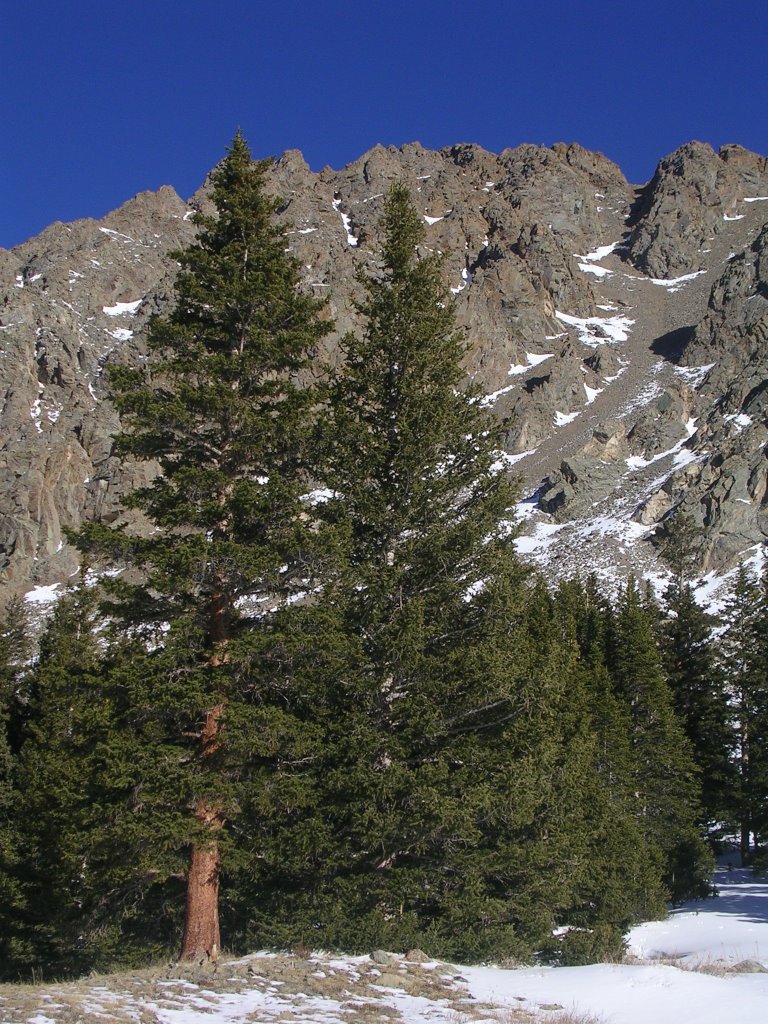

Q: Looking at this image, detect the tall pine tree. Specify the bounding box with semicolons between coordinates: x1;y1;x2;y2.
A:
720;566;768;861
610;579;711;901
0;597;32;975
277;184;599;960
11;585;132;976
661;579;735;832
76;133;333;960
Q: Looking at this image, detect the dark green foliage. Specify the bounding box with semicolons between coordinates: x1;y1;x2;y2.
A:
0;598;32;974
70;132;335;960
83;131;332;614
1;170;723;974
611;579;712;901
225;186;687;962
656;513;736;833
661;579;735;830
656;512;703;588
549;579;667;931
229;183;548;959
720;567;768;859
9;587;134;976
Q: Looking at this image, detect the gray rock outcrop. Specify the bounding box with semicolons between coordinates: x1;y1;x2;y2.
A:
2;138;768;601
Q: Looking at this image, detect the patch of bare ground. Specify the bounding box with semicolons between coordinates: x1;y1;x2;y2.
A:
0;951;561;1024
622;951;768;977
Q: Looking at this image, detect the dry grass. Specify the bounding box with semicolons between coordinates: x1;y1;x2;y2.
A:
0;952;504;1024
0;953;623;1024
490;1008;602;1024
622;950;752;976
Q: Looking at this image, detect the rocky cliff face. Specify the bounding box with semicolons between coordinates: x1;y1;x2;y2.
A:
2;139;767;604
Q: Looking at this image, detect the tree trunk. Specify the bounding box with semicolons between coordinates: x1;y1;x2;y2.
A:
741;709;751;864
180;589;229;961
180;816;222;961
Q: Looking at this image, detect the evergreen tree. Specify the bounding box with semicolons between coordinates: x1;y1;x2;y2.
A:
75;132;333;961
550;579;667;952
249;184;604;960
610;579;711;901
656;512;735;831
11;586;120;976
720;566;768;861
0;597;31;974
661;579;735;831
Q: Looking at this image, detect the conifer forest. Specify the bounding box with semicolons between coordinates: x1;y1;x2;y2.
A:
2;135;767;980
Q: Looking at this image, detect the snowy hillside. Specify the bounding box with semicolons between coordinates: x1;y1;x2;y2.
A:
4;858;767;1024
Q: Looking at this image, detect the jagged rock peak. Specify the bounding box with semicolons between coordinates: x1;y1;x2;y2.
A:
2;138;768;602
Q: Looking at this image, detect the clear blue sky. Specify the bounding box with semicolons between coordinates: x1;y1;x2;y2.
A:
2;0;766;249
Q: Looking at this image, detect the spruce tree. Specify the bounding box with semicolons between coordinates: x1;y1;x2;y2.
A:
656;513;734;831
0;597;31;975
552;579;667;936
12;586;120;975
76;133;333;961
720;566;768;861
661;579;735;831
276;184;588;959
611;579;711;901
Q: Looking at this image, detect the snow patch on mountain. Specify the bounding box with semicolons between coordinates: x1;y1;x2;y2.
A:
103;299;142;316
578;262;612;277
555;310;634;346
674;363;715;387
332;199;358;246
508;352;554;375
554;410;580;427
576;240;622;262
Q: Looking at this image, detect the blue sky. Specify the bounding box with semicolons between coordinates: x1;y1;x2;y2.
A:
2;0;766;249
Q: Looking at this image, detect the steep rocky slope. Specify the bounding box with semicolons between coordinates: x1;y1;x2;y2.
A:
1;140;767;602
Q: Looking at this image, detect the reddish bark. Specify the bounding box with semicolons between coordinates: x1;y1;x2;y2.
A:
179;590;229;962
179;807;223;961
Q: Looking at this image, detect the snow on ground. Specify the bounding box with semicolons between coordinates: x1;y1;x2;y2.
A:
482;353;554;401
628;863;768;966
107;327;134;342
624;420;697;471
451;267;473;294
331;199;358;246
7;860;768;1023
673;363;715;388
24;582;61;605
508;352;554;375
622;270;707;293
513;519;564;555
647;270;707;292
463;859;768;1024
464;959;768;1024
576;240;622;262
578;262;612;277
103;299;142;316
502;449;538;466
618;371;664;416
480;382;517;406
555;310;634;346
724;412;753;431
554;410;579;427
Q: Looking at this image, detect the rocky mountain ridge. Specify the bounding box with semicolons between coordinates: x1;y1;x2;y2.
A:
2;139;767;604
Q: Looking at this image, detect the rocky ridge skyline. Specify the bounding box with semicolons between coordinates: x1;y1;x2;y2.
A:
1;138;767;604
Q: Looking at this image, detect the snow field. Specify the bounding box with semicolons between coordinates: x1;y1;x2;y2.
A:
6;862;768;1023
